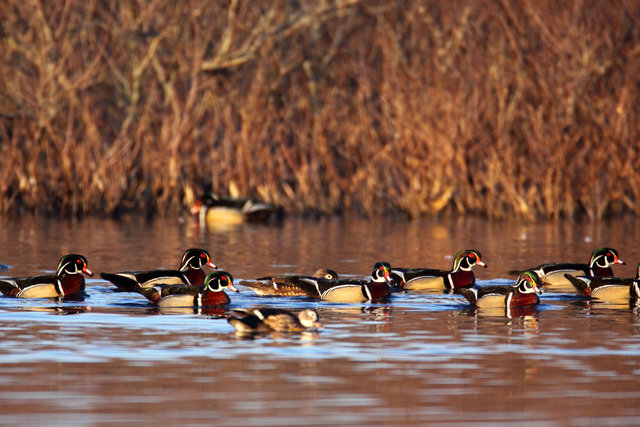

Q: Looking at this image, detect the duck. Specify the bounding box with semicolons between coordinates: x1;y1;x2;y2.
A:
563;262;640;301
138;271;238;307
100;248;217;291
227;308;321;334
391;249;487;291
317;262;393;303
239;268;339;297
190;193;284;226
0;254;93;298
458;271;542;308
511;247;624;292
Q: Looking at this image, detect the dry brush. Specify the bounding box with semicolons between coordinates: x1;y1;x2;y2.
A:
0;0;639;219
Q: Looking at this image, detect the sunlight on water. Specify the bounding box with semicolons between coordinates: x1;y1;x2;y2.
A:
0;216;639;424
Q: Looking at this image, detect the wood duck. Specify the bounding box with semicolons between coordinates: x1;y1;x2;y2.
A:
317;262;392;303
391;250;487;291
100;248;217;291
239;268;339;297
227;308;321;334
138;271;238;308
241;263;390;302
511;247;624;292
563;262;640;301
0;254;93;298
191;194;284;226
458;271;542;308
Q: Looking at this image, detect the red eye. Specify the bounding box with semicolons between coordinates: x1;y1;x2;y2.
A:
468;252;475;259
221;275;227;281
77;259;82;264
379;266;383;271
201;254;206;258
607;252;611;257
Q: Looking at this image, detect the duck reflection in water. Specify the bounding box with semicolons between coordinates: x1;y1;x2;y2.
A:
145;306;228;317
571;298;640;313
22;305;90;315
463;303;539;321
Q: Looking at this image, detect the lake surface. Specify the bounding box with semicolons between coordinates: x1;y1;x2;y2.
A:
0;215;639;425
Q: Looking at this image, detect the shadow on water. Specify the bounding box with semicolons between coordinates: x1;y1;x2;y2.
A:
0;216;639;424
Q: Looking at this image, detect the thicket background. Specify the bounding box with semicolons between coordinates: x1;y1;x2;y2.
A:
1;0;639;219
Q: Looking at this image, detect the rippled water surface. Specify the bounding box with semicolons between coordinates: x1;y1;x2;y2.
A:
0;216;639;425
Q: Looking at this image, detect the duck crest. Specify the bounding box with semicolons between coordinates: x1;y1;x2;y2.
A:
453;250;484;272
57;254;91;276
451;250;468;272
588;247;623;277
179;248;216;271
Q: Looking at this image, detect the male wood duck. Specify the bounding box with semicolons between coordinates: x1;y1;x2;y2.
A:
511;247;624;292
391;250;487;291
227;308;322;334
191;193;284;225
139;271;238;307
458;271;542;308
317;262;392;303
0;254;93;298
564;262;640;301
239;268;339;297
101;248;217;291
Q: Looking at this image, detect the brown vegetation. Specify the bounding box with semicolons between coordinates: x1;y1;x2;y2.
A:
0;0;639;219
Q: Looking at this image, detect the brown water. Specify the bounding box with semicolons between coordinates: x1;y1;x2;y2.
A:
0;215;639;425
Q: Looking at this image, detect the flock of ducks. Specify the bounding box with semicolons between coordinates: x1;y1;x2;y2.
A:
0;247;638;334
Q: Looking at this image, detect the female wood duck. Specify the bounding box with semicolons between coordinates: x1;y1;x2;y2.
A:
391;250;487;291
459;271;542;308
239;268;339;297
563;262;640;301
101;248;217;291
317;262;392;303
227;308;322;334
139;271;238;307
0;254;93;298
191;193;284;226
512;247;624;292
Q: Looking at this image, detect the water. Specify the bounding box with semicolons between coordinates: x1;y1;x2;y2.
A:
0;215;639;425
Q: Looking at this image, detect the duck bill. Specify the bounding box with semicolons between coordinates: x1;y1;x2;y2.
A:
534;285;542;295
206;260;218;269
311;321;323;330
83;266;94;277
227;283;239;293
614;257;625;265
190;200;202;215
384;271;392;286
476;259;487;268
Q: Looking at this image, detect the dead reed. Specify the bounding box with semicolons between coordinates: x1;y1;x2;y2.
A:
0;0;638;219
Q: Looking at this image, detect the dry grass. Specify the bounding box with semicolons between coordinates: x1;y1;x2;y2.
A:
0;0;639;219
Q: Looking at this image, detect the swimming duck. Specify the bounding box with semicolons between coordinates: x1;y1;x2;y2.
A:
511;247;624;292
563;262;640;301
138;271;237;308
317;262;392;303
0;254;93;298
391;250;487;291
458;271;542;308
191;194;284;226
239;268;339;297
227;308;322;334
101;248;217;291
